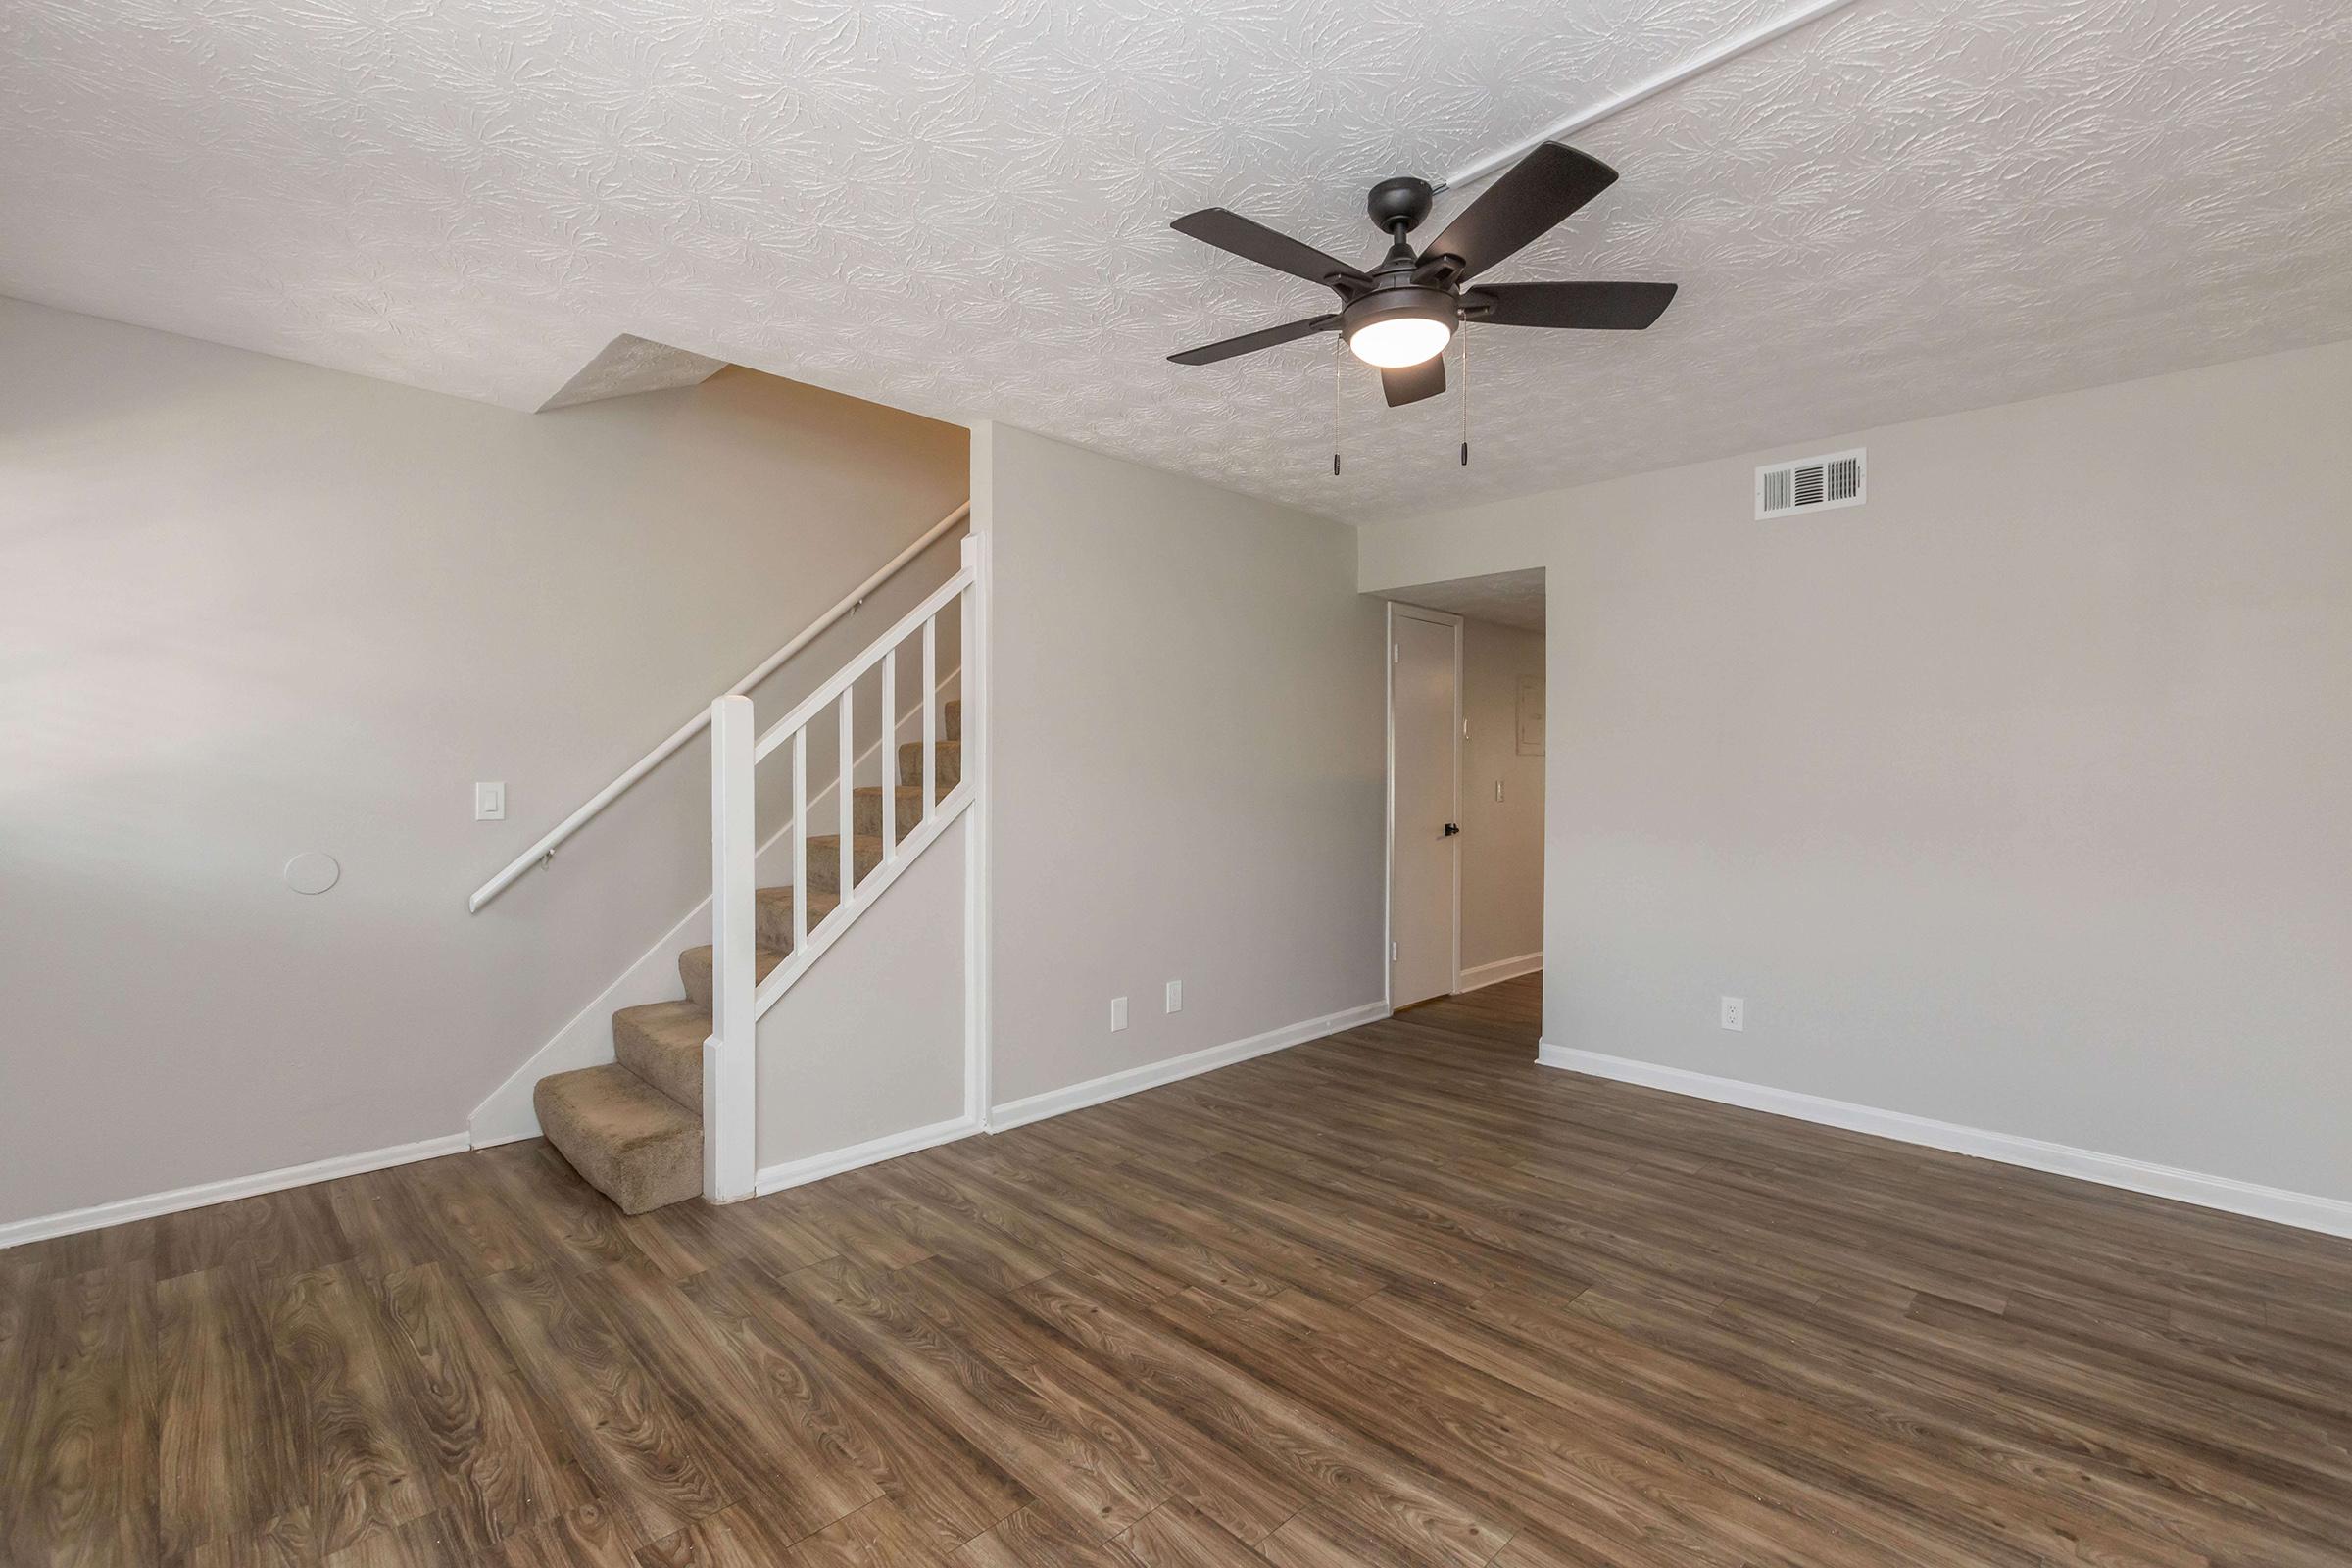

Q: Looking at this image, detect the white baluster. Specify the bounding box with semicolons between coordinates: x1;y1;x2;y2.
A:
922;615;938;820
957;540;973;806
838;687;855;904
791;728;808;953
880;643;898;862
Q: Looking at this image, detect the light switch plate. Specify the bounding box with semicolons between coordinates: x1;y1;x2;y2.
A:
474;781;506;821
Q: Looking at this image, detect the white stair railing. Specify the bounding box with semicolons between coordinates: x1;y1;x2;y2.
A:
704;535;979;1200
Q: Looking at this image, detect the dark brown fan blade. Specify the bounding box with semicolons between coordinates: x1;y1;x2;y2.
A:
1167;314;1339;366
1416;143;1619;283
1463;281;1677;330
1171;210;1371;292
1382;355;1446;407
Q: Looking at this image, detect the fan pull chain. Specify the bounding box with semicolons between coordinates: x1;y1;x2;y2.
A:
1459;323;1471;467
1332;337;1343;476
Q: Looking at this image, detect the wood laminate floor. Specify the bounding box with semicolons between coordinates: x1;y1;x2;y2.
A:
7;974;2352;1566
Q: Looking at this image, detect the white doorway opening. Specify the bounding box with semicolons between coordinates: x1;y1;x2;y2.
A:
1382;569;1546;1010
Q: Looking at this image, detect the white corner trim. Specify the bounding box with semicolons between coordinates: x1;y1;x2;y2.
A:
0;1132;471;1251
755;1113;980;1196
1456;951;1543;992
1537;1043;2352;1240
962;524;995;1131
990;1001;1392;1134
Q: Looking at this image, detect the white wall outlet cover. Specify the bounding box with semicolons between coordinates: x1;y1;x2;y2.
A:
474;781;506;820
1165;980;1182;1013
1720;996;1745;1032
283;851;341;895
1110;996;1128;1032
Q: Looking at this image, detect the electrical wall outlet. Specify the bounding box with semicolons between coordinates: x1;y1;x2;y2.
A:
1110;996;1128;1033
1165;980;1182;1014
1720;996;1745;1032
474;781;506;821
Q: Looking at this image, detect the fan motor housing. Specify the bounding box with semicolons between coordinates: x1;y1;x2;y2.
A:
1367;175;1435;234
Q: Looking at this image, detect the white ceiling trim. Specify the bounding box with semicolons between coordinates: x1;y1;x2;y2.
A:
1435;0;1870;194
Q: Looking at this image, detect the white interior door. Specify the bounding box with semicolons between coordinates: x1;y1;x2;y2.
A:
1389;606;1459;1008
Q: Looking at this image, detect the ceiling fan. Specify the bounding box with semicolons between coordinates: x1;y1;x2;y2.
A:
1166;142;1676;411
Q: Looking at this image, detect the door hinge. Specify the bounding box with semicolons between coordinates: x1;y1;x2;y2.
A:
1391;940;1399;961
1393;643;1400;663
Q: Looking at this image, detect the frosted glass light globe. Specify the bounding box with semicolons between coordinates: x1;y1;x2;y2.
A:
1347;316;1452;368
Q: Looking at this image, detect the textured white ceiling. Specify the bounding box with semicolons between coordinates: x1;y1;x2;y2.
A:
1389;568;1549;632
6;0;2350;524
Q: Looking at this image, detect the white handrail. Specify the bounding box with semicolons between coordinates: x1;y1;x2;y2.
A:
466;500;970;912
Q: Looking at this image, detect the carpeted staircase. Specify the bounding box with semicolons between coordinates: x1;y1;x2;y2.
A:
533;703;960;1212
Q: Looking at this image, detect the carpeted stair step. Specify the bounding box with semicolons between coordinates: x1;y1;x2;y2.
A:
535;694;964;1219
533;1064;701;1215
611;1000;709;1114
801;835;884;896
756;884;840;951
678;942;785;1011
854;781;951;838
897;738;963;789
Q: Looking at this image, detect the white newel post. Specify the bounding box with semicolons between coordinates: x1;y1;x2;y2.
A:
705;694;758;1201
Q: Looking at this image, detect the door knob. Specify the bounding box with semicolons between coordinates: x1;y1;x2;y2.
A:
1443;822;1460;837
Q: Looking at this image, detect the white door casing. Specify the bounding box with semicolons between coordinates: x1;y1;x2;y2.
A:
1387;604;1461;1009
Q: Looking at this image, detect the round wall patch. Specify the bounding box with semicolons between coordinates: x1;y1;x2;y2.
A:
283;851;341;895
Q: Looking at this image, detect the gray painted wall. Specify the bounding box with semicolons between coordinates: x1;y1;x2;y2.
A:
1;298;968;1226
979;423;1388;1108
758;815;968;1167
1459;617;1546;974
1360;338;2352;1202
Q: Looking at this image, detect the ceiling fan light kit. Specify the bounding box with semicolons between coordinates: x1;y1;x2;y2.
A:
1167;142;1678;469
1347;309;1451;368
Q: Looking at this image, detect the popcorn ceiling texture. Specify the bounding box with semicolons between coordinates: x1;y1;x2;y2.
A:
5;0;2350;523
1391;568;1548;631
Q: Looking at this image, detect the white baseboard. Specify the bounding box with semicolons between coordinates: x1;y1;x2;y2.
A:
1457;951;1543;992
0;1132;471;1251
990;1001;1392;1134
749;1000;1391;1193
1538;1043;2352;1240
755;1113;980;1196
